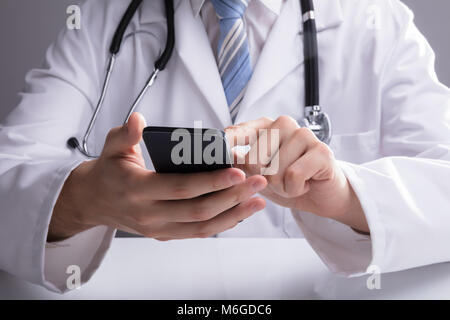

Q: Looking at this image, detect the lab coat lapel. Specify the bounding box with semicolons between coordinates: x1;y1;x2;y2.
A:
173;0;231;127
238;0;344;118
238;0;303;116
139;0;230;127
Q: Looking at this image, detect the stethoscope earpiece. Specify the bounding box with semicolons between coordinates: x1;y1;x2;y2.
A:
67;137;80;150
67;136;96;158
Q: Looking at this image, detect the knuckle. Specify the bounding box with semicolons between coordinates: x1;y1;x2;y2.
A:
315;142;333;158
172;186;194;199
275;115;291;124
132;212;148;225
132;210;157;226
231;187;247;203
190;202;213;221
285;167;299;184
234;192;247;205
296;126;313;138
226;124;239;131
260;116;274;125
127;190;142;206
276;115;297;127
284;169;302;195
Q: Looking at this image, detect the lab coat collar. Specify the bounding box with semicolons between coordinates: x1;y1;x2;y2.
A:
138;0;344;126
139;0;344;31
236;0;344;118
137;0;232;127
176;0;233;126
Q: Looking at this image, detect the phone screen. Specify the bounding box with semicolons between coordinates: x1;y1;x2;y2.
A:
142;126;233;173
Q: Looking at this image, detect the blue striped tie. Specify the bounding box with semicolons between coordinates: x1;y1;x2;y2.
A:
210;0;253;122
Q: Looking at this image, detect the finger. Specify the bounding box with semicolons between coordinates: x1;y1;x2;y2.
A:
156;197;266;239
225;117;274;147
258;187;296;208
266;128;319;195
102;112;147;158
236;116;300;176
134;168;247;200
150;175;267;222
283;144;334;197
234;130;281;176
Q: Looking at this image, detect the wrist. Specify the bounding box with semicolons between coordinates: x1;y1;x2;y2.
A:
48;160;97;242
332;180;370;233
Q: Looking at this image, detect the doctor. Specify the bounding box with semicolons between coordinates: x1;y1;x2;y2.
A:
0;0;449;293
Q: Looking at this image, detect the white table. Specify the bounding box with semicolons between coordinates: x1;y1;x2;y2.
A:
1;238;450;299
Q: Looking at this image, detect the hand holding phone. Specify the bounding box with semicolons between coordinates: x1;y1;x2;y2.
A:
51;114;267;242
143;126;233;173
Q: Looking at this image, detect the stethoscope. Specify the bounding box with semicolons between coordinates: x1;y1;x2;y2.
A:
68;0;331;158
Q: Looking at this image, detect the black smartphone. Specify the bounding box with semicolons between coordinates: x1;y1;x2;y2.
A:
142;126;233;173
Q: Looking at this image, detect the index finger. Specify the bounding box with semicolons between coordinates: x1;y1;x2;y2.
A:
225;117;274;147
136;168;247;200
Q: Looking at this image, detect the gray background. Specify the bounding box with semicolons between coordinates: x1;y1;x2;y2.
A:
0;0;449;121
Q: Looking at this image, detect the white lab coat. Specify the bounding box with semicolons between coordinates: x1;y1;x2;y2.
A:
0;0;449;293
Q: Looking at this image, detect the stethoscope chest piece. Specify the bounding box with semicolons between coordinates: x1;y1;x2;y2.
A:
299;105;332;145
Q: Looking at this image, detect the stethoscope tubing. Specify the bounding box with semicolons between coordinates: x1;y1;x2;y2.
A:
68;0;174;158
68;0;330;158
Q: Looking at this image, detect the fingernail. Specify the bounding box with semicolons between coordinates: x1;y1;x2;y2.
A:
230;172;244;184
138;113;147;127
252;180;266;192
250;202;264;211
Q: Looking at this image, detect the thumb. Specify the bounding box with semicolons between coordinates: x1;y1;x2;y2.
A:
102;112;147;158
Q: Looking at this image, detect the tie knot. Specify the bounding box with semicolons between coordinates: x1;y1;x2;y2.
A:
210;0;249;20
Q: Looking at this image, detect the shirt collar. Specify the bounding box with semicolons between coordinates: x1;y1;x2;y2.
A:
190;0;284;17
139;0;344;35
